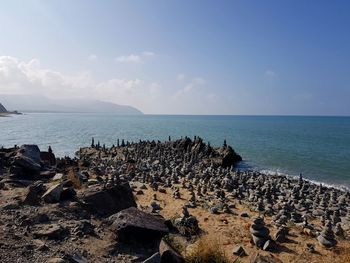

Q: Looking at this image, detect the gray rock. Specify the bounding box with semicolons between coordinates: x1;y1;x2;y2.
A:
263;240;275;251
80;183;136;217
33;224;68;240
14;145;42;173
42;183;63;203
232;245;247;256
110;207;169;244
23;182;46;205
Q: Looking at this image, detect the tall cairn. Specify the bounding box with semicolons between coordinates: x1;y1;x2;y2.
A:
317;221;337;248
250;216;270;248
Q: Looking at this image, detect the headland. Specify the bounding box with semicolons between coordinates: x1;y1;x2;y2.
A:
0;137;349;262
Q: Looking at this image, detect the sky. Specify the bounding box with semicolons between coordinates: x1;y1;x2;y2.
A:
0;0;349;115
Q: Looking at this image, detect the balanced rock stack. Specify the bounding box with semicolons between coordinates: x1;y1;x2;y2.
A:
250;216;271;248
317;221;337;248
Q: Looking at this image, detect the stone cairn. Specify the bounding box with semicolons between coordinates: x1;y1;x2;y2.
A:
250;216;271;248
317;221;337;248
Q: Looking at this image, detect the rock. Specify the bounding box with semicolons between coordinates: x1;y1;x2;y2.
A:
72;220;95;237
274;226;288;243
65;253;88;263
87;178;99;185
33;224;69;240
40;170;56;178
109;207;169;244
143;252;161;263
232;245;247;256
60;187;77;201
80;183;136;217
159;239;185;263
23;182;46;205
13;145;42;173
263;240;275;251
52;173;65;181
240;212;249;217
306;243;315;253
150;201;161;212
47;258;66;263
40;151;56;166
42;183;63;203
136;190;144;195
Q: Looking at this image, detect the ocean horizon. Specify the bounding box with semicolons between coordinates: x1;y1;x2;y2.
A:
1;113;350;189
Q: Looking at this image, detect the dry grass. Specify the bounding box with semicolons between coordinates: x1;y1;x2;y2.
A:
332;246;350;263
67;169;82;189
185;234;229;263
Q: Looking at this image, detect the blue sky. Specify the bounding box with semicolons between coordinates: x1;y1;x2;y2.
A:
0;0;349;115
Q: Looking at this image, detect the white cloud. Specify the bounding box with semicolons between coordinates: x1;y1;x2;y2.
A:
0;56;221;114
175;77;206;98
88;54;98;61
116;54;142;63
115;51;155;64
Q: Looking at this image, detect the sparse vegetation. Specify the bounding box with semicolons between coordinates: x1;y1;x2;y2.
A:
163;234;185;253
185;235;229;263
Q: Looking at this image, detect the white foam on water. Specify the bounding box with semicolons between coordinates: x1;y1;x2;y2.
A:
257;168;350;192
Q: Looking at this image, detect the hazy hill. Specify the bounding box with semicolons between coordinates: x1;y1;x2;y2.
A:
0;95;143;115
0;103;7;113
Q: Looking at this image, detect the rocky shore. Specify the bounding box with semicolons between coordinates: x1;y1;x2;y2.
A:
0;137;349;263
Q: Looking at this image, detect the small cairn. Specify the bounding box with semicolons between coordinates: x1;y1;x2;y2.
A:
250;216;271;248
274;226;288;243
174;206;200;237
317;221;337;248
334;222;345;239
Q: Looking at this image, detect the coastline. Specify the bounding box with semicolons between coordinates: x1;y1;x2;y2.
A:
0;139;350;262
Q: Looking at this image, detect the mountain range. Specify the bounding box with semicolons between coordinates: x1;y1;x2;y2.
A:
0;94;143;115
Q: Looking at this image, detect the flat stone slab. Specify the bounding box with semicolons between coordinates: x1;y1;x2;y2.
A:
110;207;169;244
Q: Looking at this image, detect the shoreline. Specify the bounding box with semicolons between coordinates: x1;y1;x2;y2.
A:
0;138;350;262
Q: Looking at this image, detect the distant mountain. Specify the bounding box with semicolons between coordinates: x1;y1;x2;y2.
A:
0;103;7;113
0;94;143;115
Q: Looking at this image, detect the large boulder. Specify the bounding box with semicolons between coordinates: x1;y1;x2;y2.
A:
109;207;169;244
13;145;42;174
80;183;136;217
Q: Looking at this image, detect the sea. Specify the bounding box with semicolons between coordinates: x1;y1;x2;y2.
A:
1;113;350;189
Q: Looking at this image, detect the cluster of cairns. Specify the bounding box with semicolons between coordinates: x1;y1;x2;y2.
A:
1;136;349;261
78;136;350;250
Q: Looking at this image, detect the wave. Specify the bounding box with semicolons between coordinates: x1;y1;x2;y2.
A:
256;167;350;192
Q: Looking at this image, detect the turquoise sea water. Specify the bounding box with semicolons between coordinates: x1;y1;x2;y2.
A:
1;113;350;188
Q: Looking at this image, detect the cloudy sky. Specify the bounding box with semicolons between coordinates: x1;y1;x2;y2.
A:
0;0;349;115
